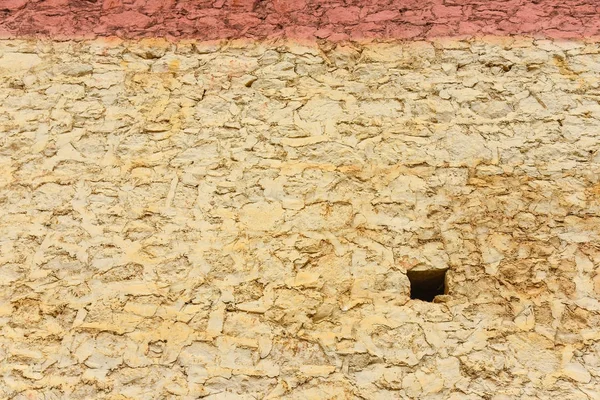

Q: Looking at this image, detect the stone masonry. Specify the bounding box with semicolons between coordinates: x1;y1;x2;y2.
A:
1;35;600;399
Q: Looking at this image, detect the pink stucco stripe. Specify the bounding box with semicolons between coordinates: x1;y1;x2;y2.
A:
0;0;597;40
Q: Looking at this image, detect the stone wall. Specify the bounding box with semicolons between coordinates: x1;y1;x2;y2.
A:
1;35;600;399
2;0;600;40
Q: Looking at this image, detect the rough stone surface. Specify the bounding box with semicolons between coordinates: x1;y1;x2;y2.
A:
0;37;600;398
1;0;600;40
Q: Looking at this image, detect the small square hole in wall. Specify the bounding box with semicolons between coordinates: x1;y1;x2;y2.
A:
407;268;448;302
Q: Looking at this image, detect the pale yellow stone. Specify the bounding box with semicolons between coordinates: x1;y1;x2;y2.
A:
0;52;42;71
0;37;597;399
563;362;592;383
123;302;158;317
299;365;336;377
206;303;226;337
514;306;535;331
239;201;284;231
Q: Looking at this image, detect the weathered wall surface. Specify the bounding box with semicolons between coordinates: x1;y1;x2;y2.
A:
1;36;600;399
2;0;600;40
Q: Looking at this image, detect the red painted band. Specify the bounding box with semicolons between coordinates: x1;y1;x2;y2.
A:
0;0;597;40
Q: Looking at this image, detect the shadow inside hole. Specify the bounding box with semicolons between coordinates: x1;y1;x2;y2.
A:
407;268;448;302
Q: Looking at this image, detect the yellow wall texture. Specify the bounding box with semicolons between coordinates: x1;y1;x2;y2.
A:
0;37;599;399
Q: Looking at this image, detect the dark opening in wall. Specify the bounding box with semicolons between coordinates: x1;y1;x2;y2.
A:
407;269;448;302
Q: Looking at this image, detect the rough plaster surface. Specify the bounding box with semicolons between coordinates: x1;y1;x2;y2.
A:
1;36;600;399
1;0;600;40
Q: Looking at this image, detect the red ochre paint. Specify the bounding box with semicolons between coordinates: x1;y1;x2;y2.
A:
0;0;597;41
